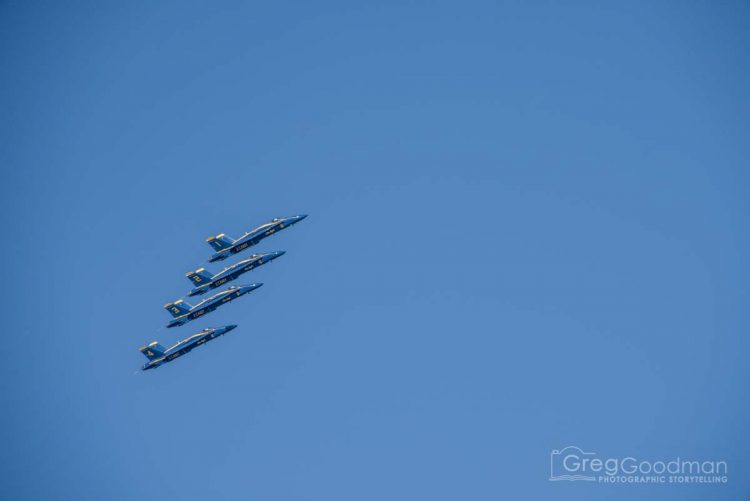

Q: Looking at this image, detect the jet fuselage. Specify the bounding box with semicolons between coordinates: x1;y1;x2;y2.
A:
165;283;262;328
208;215;306;262
188;251;285;297
141;325;237;371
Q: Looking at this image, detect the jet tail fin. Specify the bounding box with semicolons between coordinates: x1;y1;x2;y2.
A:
206;233;234;251
164;299;191;318
186;267;212;286
139;342;166;361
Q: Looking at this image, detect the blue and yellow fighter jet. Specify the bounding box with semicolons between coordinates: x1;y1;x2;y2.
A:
163;283;262;328
206;215;307;262
139;325;237;371
186;251;285;297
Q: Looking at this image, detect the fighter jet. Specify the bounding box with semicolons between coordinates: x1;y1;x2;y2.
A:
139;325;237;371
186;251;285;297
163;283;262;328
206;215;307;262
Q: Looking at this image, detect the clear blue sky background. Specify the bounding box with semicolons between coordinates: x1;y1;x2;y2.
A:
1;1;748;500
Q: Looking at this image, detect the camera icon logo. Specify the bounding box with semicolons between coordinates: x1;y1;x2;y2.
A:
549;446;597;481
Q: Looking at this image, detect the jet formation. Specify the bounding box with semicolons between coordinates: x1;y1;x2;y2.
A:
139;215;307;370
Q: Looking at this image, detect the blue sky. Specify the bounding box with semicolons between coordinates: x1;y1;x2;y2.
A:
1;1;748;499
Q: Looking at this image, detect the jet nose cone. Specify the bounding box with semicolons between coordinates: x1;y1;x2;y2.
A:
287;214;307;224
275;250;286;257
225;324;238;332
